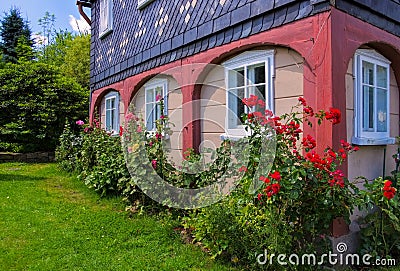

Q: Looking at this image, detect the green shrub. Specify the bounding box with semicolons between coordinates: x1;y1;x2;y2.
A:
0;61;88;152
56;120;131;196
357;177;400;259
55;121;83;172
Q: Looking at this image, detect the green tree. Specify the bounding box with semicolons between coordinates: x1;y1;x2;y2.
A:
0;61;88;152
36;11;90;90
0;7;33;63
61;34;91;90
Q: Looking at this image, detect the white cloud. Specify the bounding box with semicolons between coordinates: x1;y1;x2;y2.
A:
68;15;91;34
32;34;48;47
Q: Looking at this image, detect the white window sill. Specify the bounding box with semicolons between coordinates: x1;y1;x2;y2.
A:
138;0;155;9
99;29;113;39
146;131;170;140
351;137;395;146
219;133;246;141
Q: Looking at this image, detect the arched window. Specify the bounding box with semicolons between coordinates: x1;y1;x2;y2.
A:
223;50;275;136
352;49;394;145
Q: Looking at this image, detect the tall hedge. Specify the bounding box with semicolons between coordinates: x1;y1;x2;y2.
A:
0;61;88;152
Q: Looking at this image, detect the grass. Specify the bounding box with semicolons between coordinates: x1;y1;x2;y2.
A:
0;163;237;271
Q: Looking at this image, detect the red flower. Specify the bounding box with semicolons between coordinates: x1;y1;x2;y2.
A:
239;166;248;173
119;126;124;136
242;95;258;107
384;180;392;187
257;193;262;201
298;97;307;106
384;191;395;200
302;135;316;150
259;176;271;184
155;133;162;140
303;106;314;116
270;171;281;181
265;109;273;117
383;180;396;200
325;108;341;125
271;183;281;194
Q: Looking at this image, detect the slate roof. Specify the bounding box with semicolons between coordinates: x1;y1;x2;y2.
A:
88;0;400;91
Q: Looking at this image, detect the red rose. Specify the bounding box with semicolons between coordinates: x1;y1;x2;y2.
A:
325;108;341;125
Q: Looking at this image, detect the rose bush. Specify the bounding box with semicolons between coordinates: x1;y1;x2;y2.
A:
357;176;400;259
182;96;361;269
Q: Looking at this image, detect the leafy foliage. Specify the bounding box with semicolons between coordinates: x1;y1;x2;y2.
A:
0;11;90;152
37;30;90;91
357;177;400;259
0;61;88;152
56;120;131;197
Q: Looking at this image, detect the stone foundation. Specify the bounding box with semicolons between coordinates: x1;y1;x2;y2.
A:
0;152;55;163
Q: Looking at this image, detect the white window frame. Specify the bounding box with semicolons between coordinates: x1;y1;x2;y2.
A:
144;79;168;132
99;0;113;38
138;0;155;9
105;91;119;135
352;49;395;145
221;50;275;138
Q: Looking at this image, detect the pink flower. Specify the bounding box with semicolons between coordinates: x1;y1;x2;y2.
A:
125;113;135;122
136;126;142;133
76;120;84;126
151;159;157;169
160;115;165;119
149;141;153;147
155;133;162;140
156;94;162;101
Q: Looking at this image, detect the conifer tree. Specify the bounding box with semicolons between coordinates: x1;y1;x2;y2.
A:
0;7;33;63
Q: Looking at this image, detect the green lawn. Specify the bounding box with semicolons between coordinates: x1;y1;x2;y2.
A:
0;163;236;271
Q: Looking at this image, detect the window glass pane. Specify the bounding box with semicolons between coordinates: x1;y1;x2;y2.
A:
146;104;154;131
106;98;111;110
362;86;374;131
377;65;387;88
377;88;388;132
362;61;374;85
228;68;244;88
155;103;160;120
228;88;244;128
146;88;154;103
106;109;111;131
155;86;162;99
100;0;109;33
110;97;115;109
248;63;265;85
249;85;266;111
111;108;115;131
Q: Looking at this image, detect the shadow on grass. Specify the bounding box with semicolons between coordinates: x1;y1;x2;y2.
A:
0;173;46;182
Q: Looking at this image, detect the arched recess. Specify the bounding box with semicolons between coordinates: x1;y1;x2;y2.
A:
130;75;184;163
95;88;124;134
345;43;400;182
197;45;305;149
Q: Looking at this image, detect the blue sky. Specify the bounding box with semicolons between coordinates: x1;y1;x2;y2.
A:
0;0;91;37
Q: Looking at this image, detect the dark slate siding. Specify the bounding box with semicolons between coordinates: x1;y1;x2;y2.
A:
335;0;400;38
90;0;327;90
